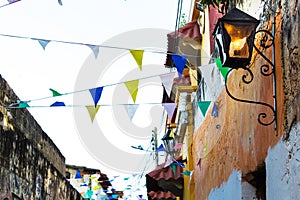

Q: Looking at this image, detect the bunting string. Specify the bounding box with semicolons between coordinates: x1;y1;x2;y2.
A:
0;33;210;58
0;102;182;109
9;72;176;104
0;0;21;9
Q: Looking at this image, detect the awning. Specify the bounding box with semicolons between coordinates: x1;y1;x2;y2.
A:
146;158;184;199
165;20;202;68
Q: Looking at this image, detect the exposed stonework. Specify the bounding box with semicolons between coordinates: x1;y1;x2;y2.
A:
281;0;300;137
0;75;65;174
0;75;83;199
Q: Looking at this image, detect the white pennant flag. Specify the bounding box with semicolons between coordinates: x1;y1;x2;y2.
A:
125;104;139;120
160;72;176;98
162;103;177;119
198;63;223;100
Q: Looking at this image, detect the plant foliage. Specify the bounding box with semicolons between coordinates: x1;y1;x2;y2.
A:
198;0;231;14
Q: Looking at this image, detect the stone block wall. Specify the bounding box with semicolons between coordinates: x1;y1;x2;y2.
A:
0;75;65;174
0;75;84;199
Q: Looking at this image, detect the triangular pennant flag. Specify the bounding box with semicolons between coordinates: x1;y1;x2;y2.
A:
171;54;187;77
80;183;88;187
197;101;211;116
182;170;191;176
18;101;29;108
86;105;100;122
87;45;100;59
49;88;62;97
173;143;183;150
156;144;165;152
32;39;51;50
125;104;139;120
89;87;103;107
159;72;176;98
50;101;65;107
58;0;63;5
212;102;218;117
129;50;144;70
83;190;93;198
92;185;101;190
124;80;139;103
164;154;173;168
215;58;230;79
170;163;177;175
169;130;175;138
75;170;82;179
7;0;18;3
162;103;177;119
174;161;185;168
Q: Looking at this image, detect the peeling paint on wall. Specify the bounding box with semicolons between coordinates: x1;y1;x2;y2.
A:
207;170;242;200
266;122;300;199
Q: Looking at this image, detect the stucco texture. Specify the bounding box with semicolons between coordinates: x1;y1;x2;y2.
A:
192;8;285;199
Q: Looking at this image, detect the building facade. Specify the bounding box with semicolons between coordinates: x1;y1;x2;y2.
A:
146;0;299;199
191;0;299;199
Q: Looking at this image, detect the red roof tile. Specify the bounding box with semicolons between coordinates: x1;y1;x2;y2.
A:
147;163;183;181
168;20;202;40
165;20;202;67
148;190;177;200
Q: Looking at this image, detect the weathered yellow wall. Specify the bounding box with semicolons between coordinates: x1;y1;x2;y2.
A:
192;9;284;199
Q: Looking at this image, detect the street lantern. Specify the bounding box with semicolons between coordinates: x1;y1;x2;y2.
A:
212;7;278;130
162;128;175;154
213;7;260;69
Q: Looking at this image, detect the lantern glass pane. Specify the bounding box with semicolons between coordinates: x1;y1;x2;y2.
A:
224;22;256;58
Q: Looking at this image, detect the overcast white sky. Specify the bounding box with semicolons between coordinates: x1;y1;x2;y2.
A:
0;0;193;181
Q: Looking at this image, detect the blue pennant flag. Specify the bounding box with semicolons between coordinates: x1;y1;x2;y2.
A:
89;87;103;107
87;45;100;59
171;54;187;77
75;170;82;179
32;39;51;50
212;102;218;117
156;144;165;152
50;101;65;107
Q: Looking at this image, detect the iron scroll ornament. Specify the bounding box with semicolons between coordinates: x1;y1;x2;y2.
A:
224;29;277;131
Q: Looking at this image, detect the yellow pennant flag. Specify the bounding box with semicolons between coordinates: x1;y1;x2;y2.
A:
92;185;101;190
169;130;175;138
125;80;139;103
86;105;100;122
129;50;144;70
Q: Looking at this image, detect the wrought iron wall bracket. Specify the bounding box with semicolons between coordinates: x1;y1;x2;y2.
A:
224;29;277;132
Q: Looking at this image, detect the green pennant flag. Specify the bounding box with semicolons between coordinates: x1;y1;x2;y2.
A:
197;101;211;116
170;163;177;175
86;105;100;122
182;170;191;176
129;50;144;70
18;101;30;108
49;88;62;97
124;80;139;103
215;58;230;79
